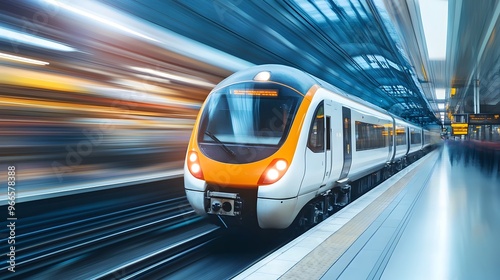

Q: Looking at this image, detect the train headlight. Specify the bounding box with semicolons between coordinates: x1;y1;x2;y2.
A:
254;71;271;81
187;151;204;179
258;159;288;185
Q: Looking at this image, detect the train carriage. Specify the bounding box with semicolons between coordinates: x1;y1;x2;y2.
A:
184;64;434;229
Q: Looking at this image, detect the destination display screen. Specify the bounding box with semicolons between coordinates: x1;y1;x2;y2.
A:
451;123;468;135
231;89;278;97
469;114;500;124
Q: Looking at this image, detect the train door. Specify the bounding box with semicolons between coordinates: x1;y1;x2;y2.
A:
406;127;411;154
388;119;394;163
339;106;352;180
324;100;333;182
301;101;327;195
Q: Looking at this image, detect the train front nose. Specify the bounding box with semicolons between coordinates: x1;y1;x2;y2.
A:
205;191;241;217
184;66;312;228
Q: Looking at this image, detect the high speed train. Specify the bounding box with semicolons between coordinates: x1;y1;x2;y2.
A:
184;64;440;229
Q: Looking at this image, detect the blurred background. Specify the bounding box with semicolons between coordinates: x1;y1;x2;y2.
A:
2;2;499;278
0;0;461;202
0;0;248;201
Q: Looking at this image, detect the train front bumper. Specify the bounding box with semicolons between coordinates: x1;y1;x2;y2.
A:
256;197;298;229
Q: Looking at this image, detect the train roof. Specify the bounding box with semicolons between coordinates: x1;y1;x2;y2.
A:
213;64;425;129
212;64;318;95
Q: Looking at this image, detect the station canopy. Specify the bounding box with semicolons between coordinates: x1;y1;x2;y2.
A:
103;0;444;125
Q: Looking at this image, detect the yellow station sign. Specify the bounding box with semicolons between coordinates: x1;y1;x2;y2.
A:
451;123;468;135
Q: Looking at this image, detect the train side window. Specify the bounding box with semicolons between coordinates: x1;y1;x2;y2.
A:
308;102;324;153
355;121;389;151
396;126;407;145
410;129;422;144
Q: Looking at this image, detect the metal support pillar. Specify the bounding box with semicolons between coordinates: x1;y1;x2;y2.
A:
474;79;480;114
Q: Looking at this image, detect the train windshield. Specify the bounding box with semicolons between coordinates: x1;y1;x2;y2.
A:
198;82;303;148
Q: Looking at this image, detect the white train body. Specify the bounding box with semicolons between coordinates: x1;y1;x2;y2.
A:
184;65;439;229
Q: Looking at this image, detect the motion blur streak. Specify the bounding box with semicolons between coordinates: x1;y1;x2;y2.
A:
0;26;77;52
43;0;160;43
0;1;249;203
0;66;85;92
42;0;254;71
0;52;50;65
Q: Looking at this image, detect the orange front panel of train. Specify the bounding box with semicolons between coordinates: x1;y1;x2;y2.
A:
187;86;315;187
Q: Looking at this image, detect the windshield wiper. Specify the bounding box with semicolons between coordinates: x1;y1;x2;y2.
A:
204;131;236;157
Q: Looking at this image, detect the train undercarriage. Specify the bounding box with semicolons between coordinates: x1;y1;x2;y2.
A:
293;151;428;230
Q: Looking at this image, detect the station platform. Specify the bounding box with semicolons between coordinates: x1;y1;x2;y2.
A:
235;143;500;279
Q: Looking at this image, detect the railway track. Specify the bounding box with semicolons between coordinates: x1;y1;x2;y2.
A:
1;195;209;278
1;179;296;279
93;227;221;279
